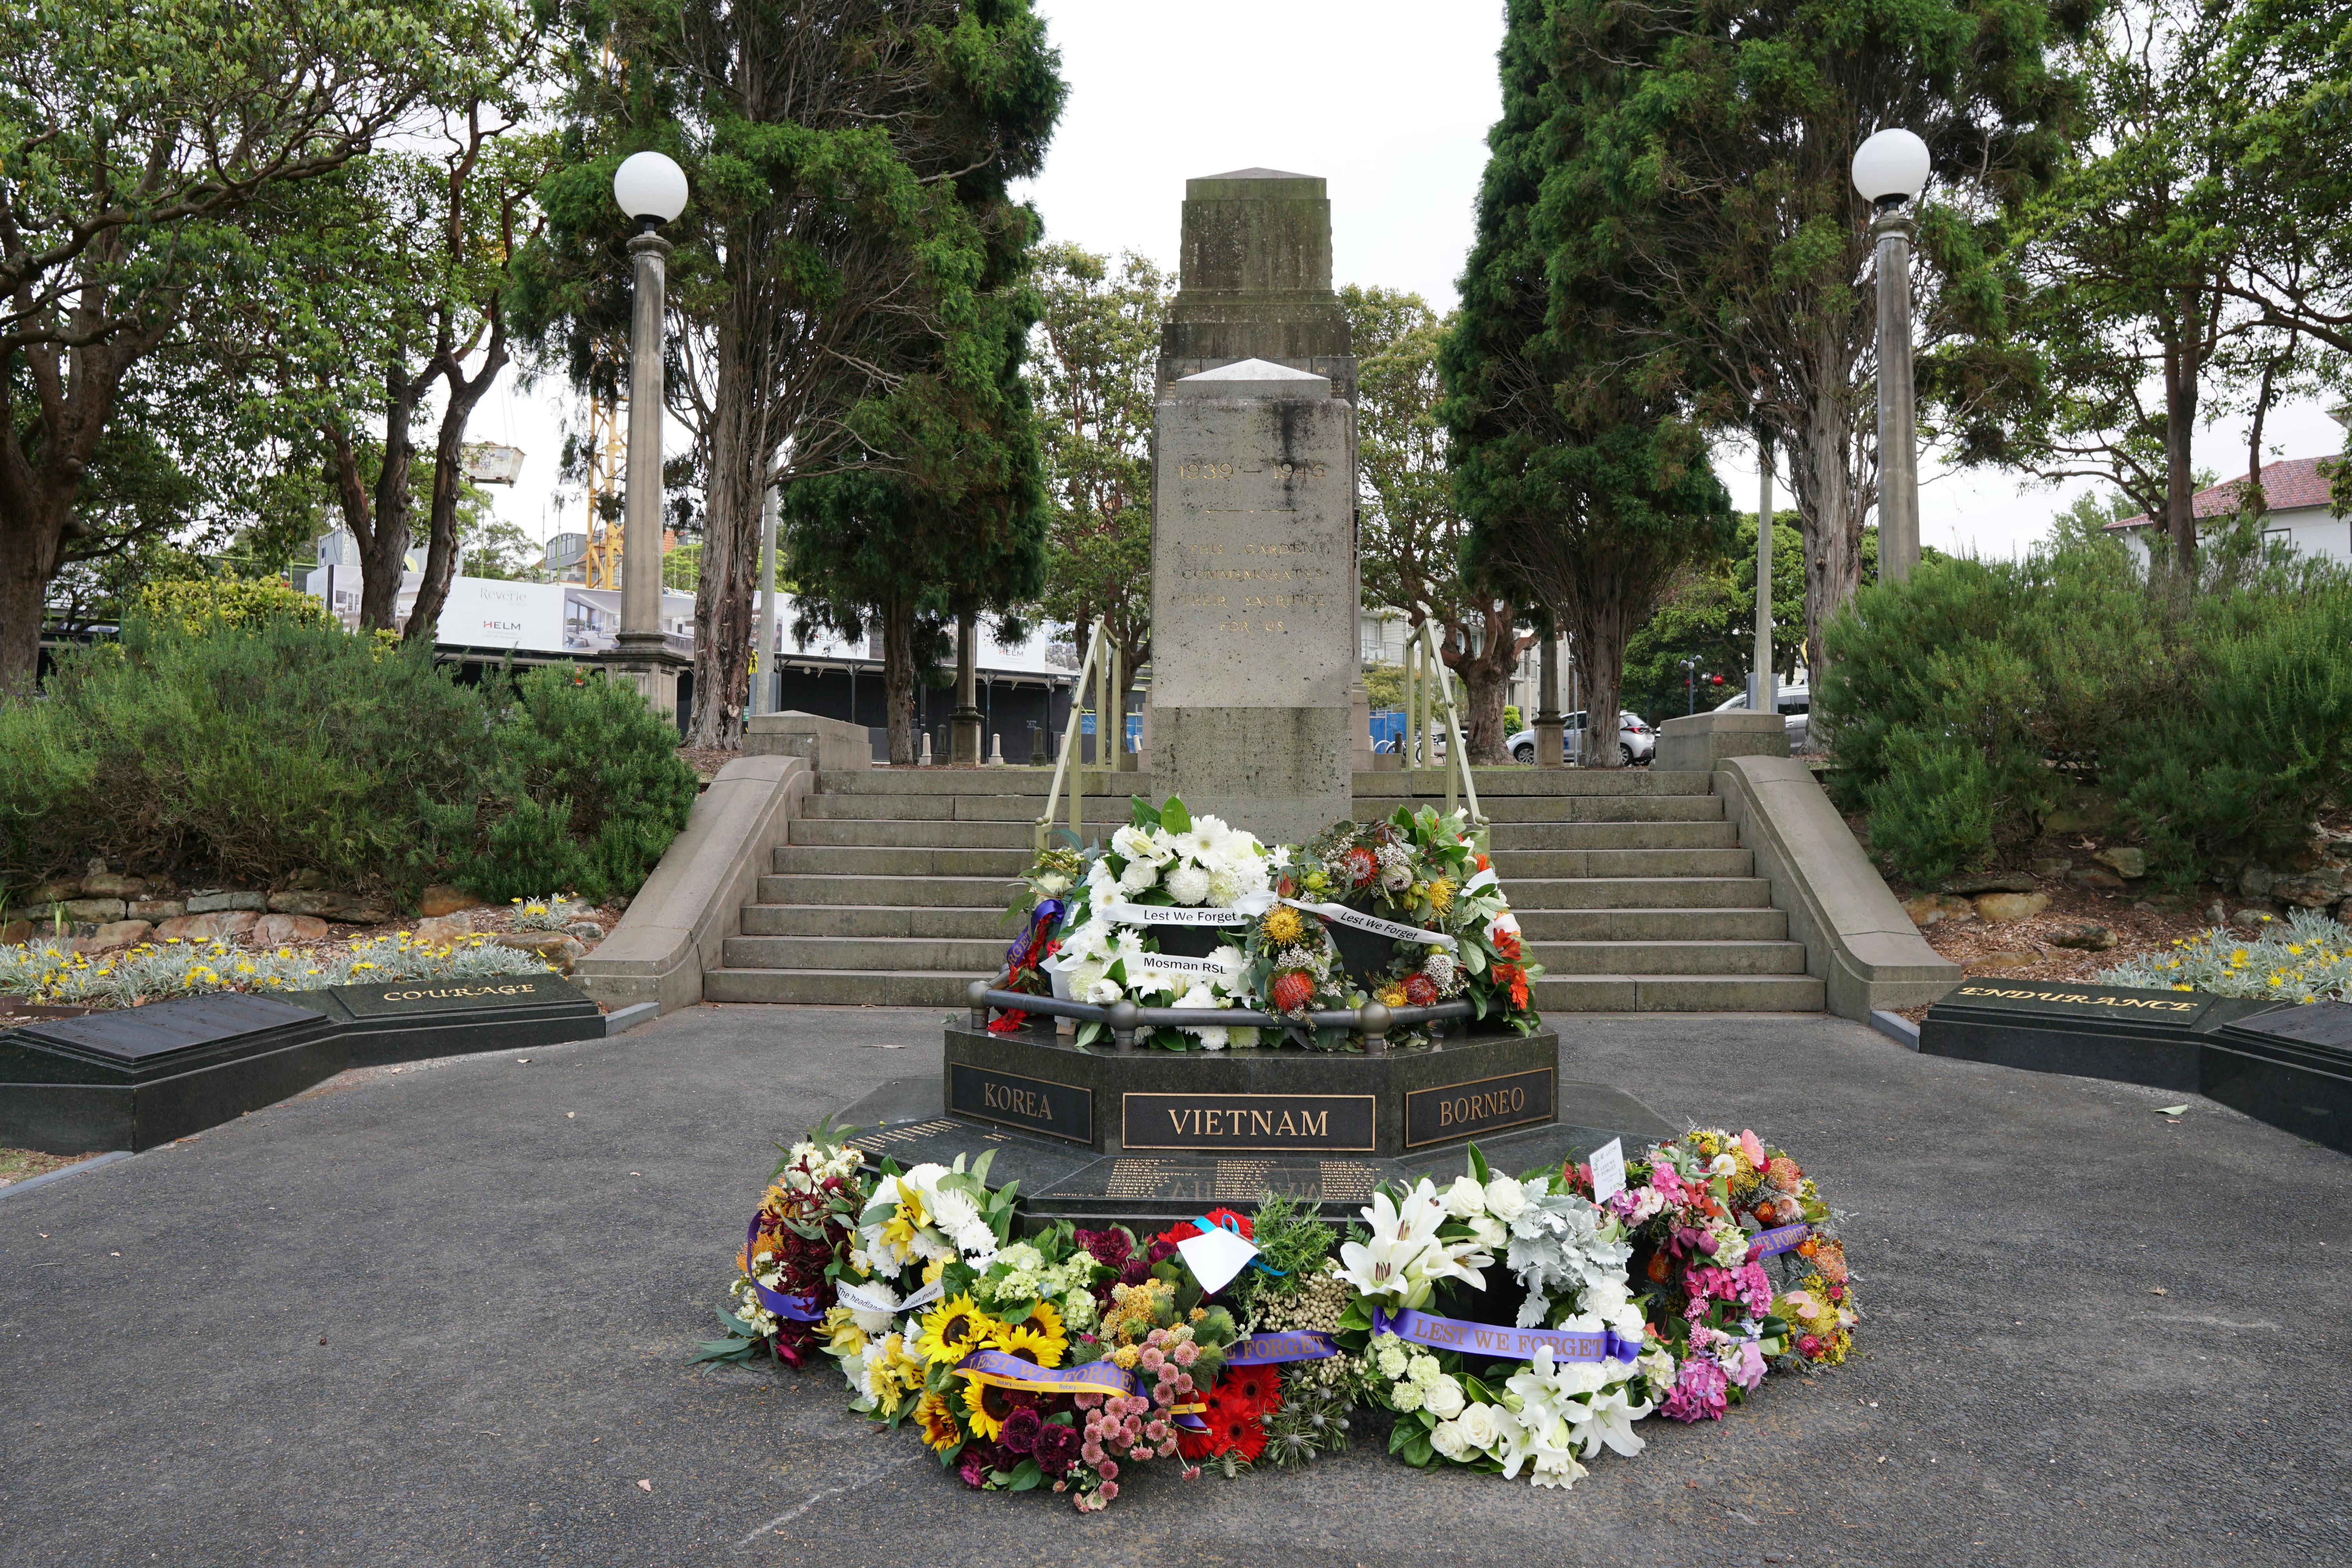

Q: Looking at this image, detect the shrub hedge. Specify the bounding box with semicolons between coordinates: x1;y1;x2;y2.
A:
0;612;697;906
1818;539;2352;889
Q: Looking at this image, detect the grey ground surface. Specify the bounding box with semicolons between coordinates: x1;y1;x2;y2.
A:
4;1004;2347;1568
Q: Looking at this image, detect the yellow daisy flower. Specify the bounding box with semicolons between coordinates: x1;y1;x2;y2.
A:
992;1320;1067;1370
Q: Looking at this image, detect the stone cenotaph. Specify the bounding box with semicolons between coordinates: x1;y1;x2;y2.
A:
827;171;1673;1225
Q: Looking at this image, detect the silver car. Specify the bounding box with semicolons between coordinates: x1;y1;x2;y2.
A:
1508;710;1655;766
1714;684;1811;748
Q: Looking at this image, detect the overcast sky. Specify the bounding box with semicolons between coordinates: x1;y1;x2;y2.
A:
473;0;2344;564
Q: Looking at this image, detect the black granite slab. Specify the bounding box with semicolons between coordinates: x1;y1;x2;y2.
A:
833;1073;1674;1229
1919;980;2281;1092
2203;1001;2352;1155
0;993;343;1153
0;977;607;1154
940;1020;1558;1156
286;975;604;1066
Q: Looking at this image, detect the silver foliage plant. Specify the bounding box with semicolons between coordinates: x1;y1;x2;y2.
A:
0;933;551;1007
2102;908;2352;1003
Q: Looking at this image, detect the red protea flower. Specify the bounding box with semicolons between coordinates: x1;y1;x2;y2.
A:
1403;973;1437;1007
1341;845;1378;887
1270;970;1314;1014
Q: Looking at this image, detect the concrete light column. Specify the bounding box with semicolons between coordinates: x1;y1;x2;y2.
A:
1872;208;1920;585
752;482;777;717
1533;622;1564;769
604;227;690;713
1752;435;1777;716
951;608;982;765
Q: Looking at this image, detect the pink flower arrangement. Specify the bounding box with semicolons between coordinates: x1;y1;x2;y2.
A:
1661;1356;1730;1422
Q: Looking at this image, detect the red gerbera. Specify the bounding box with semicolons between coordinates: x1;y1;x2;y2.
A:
1220;1361;1281;1411
1214;1398;1268;1463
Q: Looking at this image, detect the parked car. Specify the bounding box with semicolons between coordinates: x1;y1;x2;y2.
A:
1714;683;1812;748
1507;711;1655;767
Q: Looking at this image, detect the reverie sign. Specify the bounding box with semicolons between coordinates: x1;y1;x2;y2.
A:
948;1062;1094;1145
1404;1067;1556;1148
1121;1093;1375;1152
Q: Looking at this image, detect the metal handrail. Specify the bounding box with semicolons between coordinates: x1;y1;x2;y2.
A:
967;981;1475;1054
1403;610;1488;844
1035;616;1109;853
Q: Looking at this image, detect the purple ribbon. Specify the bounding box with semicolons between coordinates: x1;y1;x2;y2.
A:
1003;898;1063;966
1371;1305;1639;1365
744;1215;823;1322
953;1347;1139;1397
1225;1330;1338;1365
1746;1221;1811;1259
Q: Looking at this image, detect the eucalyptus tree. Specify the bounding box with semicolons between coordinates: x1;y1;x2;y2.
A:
524;0;1064;747
1342;285;1527;762
0;0;500;690
1526;0;2083;675
1024;243;1165;705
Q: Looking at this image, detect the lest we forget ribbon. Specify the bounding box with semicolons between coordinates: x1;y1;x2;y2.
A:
1370;1305;1642;1365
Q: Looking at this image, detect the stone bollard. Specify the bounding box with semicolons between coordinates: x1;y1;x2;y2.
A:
919;731;934;766
988;733;1005;766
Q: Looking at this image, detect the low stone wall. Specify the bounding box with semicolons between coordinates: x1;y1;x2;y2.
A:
1712;753;1962;1020
1654;708;1789;772
742;710;870;771
573;751;813;1014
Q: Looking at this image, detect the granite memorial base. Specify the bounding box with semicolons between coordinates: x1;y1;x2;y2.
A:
1918;980;2282;1092
2205;1001;2352;1156
835;1020;1675;1230
0;976;608;1153
1919;980;2352;1155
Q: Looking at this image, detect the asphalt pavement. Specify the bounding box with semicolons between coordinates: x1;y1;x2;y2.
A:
2;1003;2346;1568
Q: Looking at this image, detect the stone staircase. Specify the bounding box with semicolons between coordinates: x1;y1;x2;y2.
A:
703;768;1824;1013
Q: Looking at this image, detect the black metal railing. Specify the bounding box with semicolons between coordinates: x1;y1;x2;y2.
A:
966;981;1474;1053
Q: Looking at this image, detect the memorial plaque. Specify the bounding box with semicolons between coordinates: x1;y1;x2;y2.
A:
947;1062;1093;1145
330;975;590;1019
2219;999;2352;1050
1121;1091;1374;1152
1405;1066;1557;1148
1936;980;2208;1023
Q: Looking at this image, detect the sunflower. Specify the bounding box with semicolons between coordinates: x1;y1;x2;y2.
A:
962;1374;1020;1440
915;1390;963;1452
990;1322;1066;1369
915;1294;998;1365
1012;1298;1067;1348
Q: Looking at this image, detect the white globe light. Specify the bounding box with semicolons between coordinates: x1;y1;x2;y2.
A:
1851;127;1931;204
612;151;689;223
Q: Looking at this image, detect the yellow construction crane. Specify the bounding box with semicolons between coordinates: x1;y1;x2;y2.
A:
582;374;627;590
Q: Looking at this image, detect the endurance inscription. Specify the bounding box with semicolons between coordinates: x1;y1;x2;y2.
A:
1120;1093;1376;1153
947;1063;1094;1145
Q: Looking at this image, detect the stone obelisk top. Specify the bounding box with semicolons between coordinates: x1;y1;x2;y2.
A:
1158;169;1356;403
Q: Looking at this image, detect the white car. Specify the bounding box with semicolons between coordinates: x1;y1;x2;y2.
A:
1714;683;1812;748
1508;711;1655;767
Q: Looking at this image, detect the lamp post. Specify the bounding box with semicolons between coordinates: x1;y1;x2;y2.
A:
1851;127;1929;586
1533;614;1564;769
607;151;691;713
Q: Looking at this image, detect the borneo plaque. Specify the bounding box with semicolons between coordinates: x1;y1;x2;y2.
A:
1120;1092;1375;1153
1405;1067;1556;1148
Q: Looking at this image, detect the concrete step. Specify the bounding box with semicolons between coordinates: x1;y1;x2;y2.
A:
704;966;1825;1012
820;767;1105;796
771;844;1031;878
803;791;1142;823
789;817;1035;849
1487;848;1753;880
1496;877;1774;910
1371;769;1713;797
722;934;1002;972
1515;907;1788;942
740;904;1016;938
1530;974;1825;1011
1355;795;1725;824
704;967;978;1007
755;874;1014;908
1526;939;1809;976
1485;821;1739;851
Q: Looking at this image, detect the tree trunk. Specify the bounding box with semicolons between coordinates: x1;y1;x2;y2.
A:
2162;325;2199;573
1788;376;1862;686
350;364;422;633
0;507;62;693
1440;599;1526;764
405;326;510;644
882;593;917;765
1567;590;1628;771
689;345;759;749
